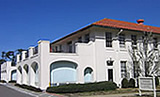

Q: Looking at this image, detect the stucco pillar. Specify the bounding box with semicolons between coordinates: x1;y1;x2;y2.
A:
29;47;34;58
22;51;27;61
38;40;50;89
22;67;27;84
29;66;36;87
17;70;22;84
16;54;20;63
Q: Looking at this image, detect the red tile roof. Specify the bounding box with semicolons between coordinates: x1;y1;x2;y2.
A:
52;18;160;44
93;18;160;33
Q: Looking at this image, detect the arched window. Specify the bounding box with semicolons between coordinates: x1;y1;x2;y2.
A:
50;61;77;85
84;67;93;82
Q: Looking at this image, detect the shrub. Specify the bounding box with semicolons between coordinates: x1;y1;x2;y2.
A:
128;78;135;88
46;81;117;93
121;78;129;88
15;84;42;92
8;80;16;83
0;80;7;83
155;76;159;87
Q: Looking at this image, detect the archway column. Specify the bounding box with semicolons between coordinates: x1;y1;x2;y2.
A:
22;67;27;84
17;69;22;84
30;66;36;87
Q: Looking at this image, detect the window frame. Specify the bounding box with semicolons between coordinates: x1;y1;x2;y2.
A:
105;32;112;47
119;34;125;48
121;61;127;78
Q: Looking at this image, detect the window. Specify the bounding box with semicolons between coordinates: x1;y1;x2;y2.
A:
55;46;58;52
78;37;82;43
121;61;127;78
105;32;112;47
133;61;139;78
153;38;158;48
119;34;125;48
59;45;62;52
84;34;90;43
131;35;137;46
67;41;72;53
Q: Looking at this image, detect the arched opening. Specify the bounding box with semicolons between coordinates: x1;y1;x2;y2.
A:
50;61;78;85
31;62;39;86
84;67;93;82
11;70;17;81
23;64;29;84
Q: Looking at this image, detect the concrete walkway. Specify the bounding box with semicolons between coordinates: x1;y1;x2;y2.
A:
0;83;65;97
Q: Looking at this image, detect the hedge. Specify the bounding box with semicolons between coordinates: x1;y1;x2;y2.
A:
121;78;129;88
128;78;135;88
0;80;7;83
15;84;42;92
46;81;117;93
8;80;16;83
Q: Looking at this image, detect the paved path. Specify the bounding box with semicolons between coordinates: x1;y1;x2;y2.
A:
0;84;34;97
0;83;65;97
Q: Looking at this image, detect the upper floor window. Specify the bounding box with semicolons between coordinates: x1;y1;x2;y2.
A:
131;35;137;45
133;61;139;78
59;45;62;52
121;61;127;78
105;32;112;47
84;34;90;43
153;37;158;48
67;41;72;53
78;37;82;43
55;46;58;52
119;34;125;48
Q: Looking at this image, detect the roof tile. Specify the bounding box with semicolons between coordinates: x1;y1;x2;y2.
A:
93;18;160;33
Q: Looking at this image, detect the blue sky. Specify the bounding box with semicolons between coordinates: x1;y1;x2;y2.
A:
0;0;160;57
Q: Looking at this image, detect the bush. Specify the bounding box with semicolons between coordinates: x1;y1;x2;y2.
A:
128;78;135;88
0;80;7;83
155;76;159;87
46;81;117;93
15;84;42;92
8;80;16;83
121;78;129;88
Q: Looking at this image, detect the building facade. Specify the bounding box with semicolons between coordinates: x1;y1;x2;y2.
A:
0;61;17;82
16;18;160;89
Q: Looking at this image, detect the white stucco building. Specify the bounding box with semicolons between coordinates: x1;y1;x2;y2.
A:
0;61;17;82
16;18;160;89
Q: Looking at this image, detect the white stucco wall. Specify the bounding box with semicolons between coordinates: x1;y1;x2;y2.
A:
1;61;17;82
16;26;160;90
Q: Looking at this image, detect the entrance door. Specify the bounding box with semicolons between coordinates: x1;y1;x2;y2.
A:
108;69;113;81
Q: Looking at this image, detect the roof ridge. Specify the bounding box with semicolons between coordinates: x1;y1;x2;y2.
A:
94;18;160;28
93;18;160;33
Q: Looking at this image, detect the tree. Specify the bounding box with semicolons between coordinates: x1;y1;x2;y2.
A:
129;32;160;77
1;51;6;59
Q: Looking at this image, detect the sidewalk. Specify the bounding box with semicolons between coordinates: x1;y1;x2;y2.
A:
1;83;65;97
